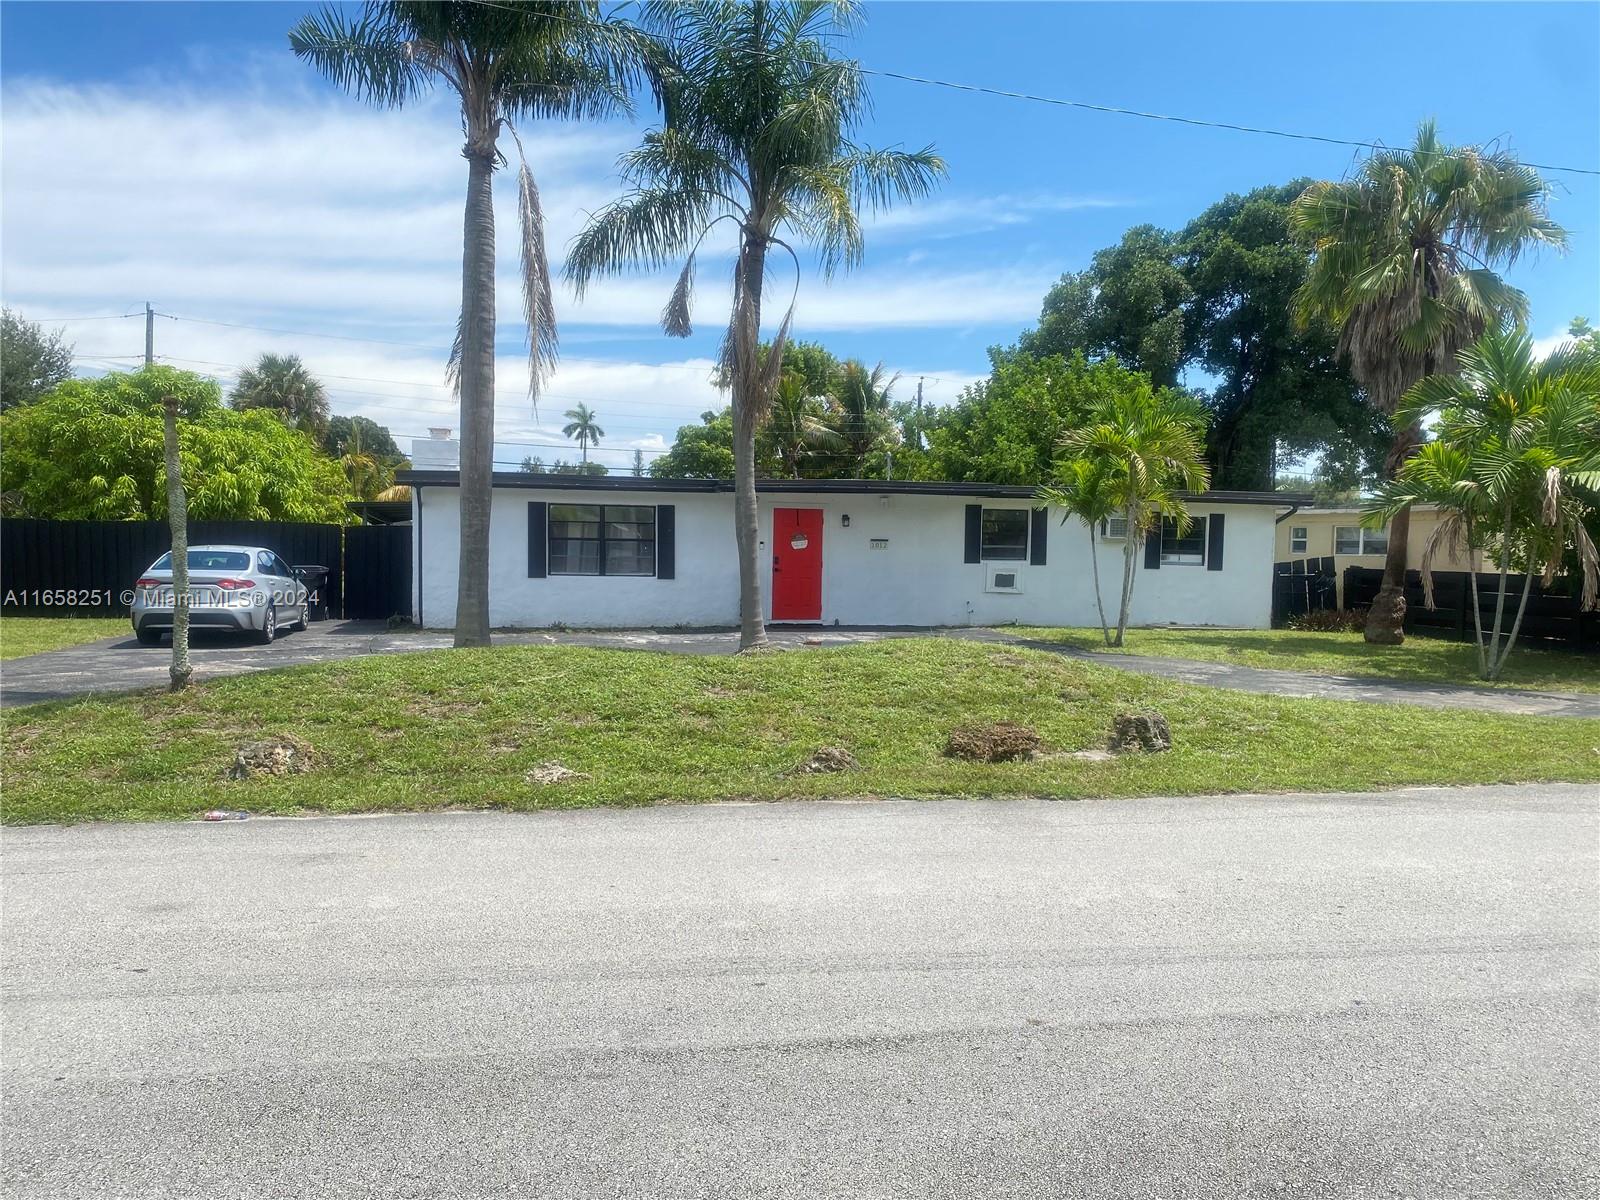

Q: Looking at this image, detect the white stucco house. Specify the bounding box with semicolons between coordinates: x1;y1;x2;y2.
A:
400;435;1300;631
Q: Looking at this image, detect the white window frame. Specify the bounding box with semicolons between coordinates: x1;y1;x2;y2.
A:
1289;526;1308;555
1335;524;1388;555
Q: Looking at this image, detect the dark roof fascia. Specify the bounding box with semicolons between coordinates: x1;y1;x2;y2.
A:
396;470;1307;506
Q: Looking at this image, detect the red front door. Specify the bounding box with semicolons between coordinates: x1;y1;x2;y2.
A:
771;507;824;621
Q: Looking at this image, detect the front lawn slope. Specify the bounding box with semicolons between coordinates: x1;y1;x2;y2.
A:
2;640;1594;824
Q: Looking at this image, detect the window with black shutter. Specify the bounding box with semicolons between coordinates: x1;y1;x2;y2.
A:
548;504;657;576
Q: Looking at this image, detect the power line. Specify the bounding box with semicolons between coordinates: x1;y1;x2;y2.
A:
460;0;1599;178
153;310;735;379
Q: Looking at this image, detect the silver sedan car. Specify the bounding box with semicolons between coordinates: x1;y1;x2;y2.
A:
131;545;310;646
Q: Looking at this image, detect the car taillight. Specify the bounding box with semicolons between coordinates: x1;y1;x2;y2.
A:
215;578;256;590
136;578;159;588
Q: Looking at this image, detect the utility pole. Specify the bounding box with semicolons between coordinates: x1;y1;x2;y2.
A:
144;302;154;367
914;376;924;450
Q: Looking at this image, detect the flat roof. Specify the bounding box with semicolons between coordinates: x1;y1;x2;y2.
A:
398;470;1308;506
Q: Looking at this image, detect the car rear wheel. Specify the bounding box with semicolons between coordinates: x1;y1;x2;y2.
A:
135;628;162;646
255;604;277;645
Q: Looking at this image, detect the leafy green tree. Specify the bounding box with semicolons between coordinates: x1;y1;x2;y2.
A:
562;403;605;465
1;308;73;411
229;353;331;437
520;456;547;474
1014;186;1380;491
650;409;740;479
550;459;608;476
1019;226;1189;388
1039;385;1210;646
292;1;648;647
567;0;943;650
1291;120;1566;643
926;351;1168;486
324;414;403;464
0;367;353;522
1568;316;1600;354
1367;328;1600;679
1179;183;1382;489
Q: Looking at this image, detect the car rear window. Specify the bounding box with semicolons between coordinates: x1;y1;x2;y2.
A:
149;551;252;572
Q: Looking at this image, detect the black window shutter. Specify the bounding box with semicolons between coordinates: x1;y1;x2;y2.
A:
963;504;982;563
1207;513;1225;571
527;501;547;578
1144;525;1162;570
1030;508;1047;566
656;504;675;579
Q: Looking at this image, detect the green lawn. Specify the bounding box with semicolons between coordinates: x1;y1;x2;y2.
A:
0;616;129;660
3;639;1594;824
1008;626;1600;694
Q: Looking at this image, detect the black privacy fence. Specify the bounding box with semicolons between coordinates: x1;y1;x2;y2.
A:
1271;558;1339;626
1342;566;1598;651
0;519;412;622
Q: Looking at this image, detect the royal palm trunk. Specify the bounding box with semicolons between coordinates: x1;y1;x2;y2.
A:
455;147;498;648
730;233;770;651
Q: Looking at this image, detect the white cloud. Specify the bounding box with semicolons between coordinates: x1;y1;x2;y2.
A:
3;75;1030;458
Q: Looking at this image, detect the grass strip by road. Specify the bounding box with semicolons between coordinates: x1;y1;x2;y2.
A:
1008;626;1600;694
3;639;1594;824
0;617;128;661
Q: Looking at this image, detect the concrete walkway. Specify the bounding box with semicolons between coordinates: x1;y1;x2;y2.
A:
2;620;1595;717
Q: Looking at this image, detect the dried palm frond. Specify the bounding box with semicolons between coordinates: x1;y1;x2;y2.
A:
509;127;557;415
663;253;696;338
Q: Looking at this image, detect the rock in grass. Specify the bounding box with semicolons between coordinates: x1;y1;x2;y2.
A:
790;746;860;774
228;735;314;780
1108;712;1172;754
944;722;1042;763
526;761;588;786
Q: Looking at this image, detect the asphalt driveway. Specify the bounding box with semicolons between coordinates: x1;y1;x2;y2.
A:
3;784;1595;1198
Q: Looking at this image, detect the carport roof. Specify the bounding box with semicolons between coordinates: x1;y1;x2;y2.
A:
397;470;1307;506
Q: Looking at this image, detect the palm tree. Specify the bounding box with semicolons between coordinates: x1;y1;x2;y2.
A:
562;403;604;465
340;422;397;501
291;2;647;647
566;0;943;650
1290;121;1566;644
1039;384;1210;647
832;359;897;475
229;353;330;438
1037;457;1121;646
1367;328;1600;680
766;371;840;477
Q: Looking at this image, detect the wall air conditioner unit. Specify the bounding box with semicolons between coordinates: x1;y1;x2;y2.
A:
1101;515;1128;540
985;566;1023;594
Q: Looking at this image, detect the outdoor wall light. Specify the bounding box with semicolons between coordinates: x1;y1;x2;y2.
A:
841;513;851;527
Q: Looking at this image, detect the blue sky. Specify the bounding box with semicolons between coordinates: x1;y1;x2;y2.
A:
3;1;1596;471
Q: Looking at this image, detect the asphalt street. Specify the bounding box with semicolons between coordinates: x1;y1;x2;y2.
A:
3;784;1596;1198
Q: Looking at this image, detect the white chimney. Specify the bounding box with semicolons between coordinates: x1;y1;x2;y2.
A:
411;429;459;470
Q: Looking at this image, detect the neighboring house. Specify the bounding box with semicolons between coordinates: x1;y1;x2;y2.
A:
1275;503;1481;605
402;435;1299;631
